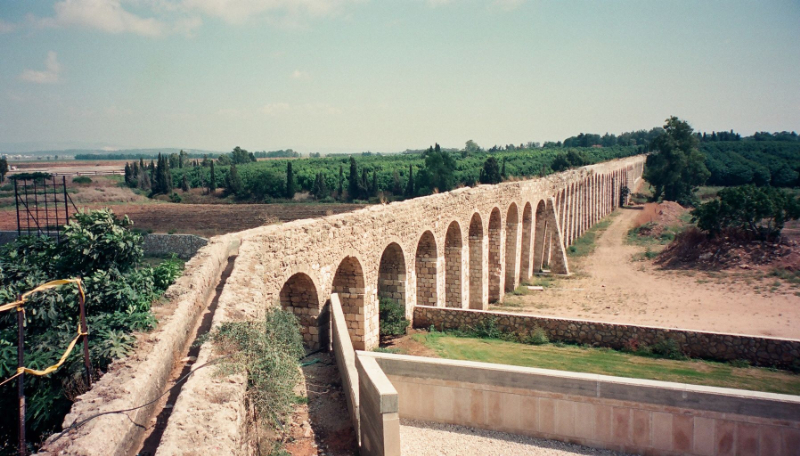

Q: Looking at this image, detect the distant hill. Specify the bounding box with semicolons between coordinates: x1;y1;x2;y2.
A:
1;148;224;160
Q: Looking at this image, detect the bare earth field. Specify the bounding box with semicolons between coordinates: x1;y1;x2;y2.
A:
0;176;364;236
495;207;800;339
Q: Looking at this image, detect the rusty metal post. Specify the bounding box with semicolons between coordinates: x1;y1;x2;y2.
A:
17;296;26;456
78;282;92;387
14;179;21;237
62;176;69;222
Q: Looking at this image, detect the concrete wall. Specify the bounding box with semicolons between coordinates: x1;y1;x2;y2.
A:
363;352;800;456
413;306;800;369
237;156;645;352
356;353;400;456
331;293;361;436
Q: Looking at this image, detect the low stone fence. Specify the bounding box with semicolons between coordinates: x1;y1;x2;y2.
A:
364;351;800;456
141;233;208;259
413;306;800;369
0;231;208;259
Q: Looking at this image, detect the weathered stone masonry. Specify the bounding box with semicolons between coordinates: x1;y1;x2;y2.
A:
239;156;644;351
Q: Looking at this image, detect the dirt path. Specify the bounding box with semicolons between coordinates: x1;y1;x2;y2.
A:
498;207;800;339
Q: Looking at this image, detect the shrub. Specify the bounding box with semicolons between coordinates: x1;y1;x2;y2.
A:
692;185;800;239
379;298;408;337
651;339;686;360
526;326;549;345
170;192;182;203
72;176;92;184
209;309;303;432
471;317;503;339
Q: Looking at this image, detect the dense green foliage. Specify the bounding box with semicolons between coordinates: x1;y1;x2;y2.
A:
691;185;800;238
479;157;502;184
0;210;182;452
164;145;642;202
379;298;408;337
702;141;800;187
644;117;710;205
208;308;303;447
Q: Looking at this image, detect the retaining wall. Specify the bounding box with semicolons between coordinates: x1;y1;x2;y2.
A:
331;293;361;436
413;306;800;369
0;231;208;259
363;352;800;456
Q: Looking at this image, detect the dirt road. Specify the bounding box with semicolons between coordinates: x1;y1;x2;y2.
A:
500;207;800;339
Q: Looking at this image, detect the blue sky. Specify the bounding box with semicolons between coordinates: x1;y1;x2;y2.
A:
1;0;798;153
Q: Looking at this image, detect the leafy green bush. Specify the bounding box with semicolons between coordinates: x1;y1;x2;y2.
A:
471;317;503;339
72;176;92;184
691;185;800;238
650;339;687;360
379;298;408;337
209;309;303;441
526;326;549;345
0;209;182;451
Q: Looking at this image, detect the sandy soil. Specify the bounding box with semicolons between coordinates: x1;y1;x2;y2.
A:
496;207;800;339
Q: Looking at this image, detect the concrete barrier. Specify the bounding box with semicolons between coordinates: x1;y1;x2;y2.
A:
331;293;361;439
356;353;400;456
362;352;800;456
414;306;800;369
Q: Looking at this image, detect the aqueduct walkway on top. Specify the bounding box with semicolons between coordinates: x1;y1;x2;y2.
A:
236;155;645;350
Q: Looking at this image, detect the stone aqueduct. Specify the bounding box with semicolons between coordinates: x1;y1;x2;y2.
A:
247;156;645;351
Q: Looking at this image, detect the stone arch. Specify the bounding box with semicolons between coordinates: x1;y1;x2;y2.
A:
504;203;519;292
488;208;503;303
520;202;533;281
444;221;463;308
332;256;367;350
377;242;406;311
415;231;438;307
468;212;484;309
280;272;323;349
533;200;547;272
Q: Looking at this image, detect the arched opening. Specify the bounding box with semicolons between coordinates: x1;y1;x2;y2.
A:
520;203;533;281
378;242;406;308
444;221;463;308
468;213;484;309
415;231;438;307
488;208;502;302
280;273;323;349
332;256;367;350
533;200;547;273
504;203;519;292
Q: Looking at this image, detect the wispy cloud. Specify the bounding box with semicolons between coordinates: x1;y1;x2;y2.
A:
0;19;17;33
19;51;62;84
260;102;291;116
181;0;363;25
291;69;310;80
259;102;341;116
36;0;166;37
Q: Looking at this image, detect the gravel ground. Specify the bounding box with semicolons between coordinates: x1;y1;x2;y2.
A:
400;419;630;456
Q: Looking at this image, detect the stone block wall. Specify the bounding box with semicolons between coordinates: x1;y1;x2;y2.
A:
230;156;644;351
413;306;800;369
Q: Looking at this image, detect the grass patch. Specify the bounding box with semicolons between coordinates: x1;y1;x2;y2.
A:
567;214;616;258
769;268;800;286
414;333;800;395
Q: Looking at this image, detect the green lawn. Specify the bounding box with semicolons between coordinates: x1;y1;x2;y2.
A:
566;212;617;257
412;333;800;396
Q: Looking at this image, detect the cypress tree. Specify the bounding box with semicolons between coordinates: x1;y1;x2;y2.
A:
360;168;369;199
227;163;243;196
181;175;189;192
371;170;378;197
348;157;358;201
501;157;507;178
405;165;414;197
392;169;402;195
124;163;132;186
337;165;344;199
286;162;295;199
318;172;328;198
209;161;217;193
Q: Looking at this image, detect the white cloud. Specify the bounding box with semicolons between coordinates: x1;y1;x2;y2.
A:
19;52;62;84
0;19;17;33
291;69;310;80
38;0;167;37
182;0;362;25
